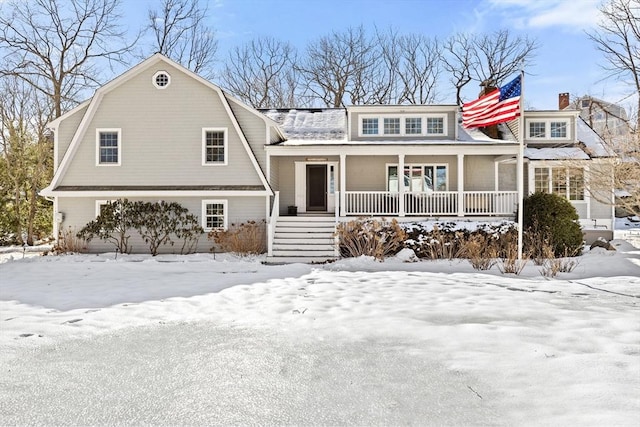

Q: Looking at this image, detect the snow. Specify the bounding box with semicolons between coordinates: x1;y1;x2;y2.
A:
264;109;346;140
1;241;639;425
525;146;590;160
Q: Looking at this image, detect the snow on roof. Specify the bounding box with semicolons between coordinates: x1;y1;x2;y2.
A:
525;147;590;160
263;109;346;140
576;117;614;157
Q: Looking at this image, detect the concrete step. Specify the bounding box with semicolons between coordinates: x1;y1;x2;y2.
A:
274;237;335;245
275;223;336;230
273;243;335;251
272;249;336;257
277;215;335;222
265;256;337;264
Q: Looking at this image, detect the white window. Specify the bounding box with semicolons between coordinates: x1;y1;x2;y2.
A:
534;167;584;201
387;164;448;192
405;117;422;134
152;71;171;89
527;119;570;140
202;128;227;165
95;200;114;217
362;118;378;135
202;200;227;231
383;118;400;135
360;114;447;137
96;129;121;166
426;117;445;135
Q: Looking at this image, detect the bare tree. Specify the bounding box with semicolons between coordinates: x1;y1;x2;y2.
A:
442;30;537;104
471;30;538;88
580;134;640;217
0;77;54;244
297;26;379;107
0;0;134;118
147;0;218;79
588;0;640;131
442;33;476;106
221;37;300;108
396;33;442;104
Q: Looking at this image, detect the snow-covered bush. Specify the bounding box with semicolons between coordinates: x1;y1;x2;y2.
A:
336;218;406;261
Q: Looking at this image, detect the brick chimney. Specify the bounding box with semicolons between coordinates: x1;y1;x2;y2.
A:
559;92;570;110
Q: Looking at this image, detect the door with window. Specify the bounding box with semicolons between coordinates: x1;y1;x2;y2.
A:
306;164;327;211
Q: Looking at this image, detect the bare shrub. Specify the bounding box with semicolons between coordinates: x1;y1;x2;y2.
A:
208;220;266;255
462;234;496;270
53;227;87;254
496;230;528;274
336;218;406;261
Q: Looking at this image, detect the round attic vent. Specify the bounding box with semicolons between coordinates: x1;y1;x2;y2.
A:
153;71;171;89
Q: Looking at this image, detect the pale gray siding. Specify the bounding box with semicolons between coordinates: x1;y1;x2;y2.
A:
463;156;497;191
59;62;263;187
346;156;395;191
226;97;269;174
58;195;266;253
57;104;89;168
275;156;301;214
498;163;517;191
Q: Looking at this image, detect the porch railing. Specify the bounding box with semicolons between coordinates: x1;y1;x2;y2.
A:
267;191;279;256
343;191;517;216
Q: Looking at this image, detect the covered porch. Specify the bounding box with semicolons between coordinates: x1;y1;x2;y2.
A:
266;144;522;218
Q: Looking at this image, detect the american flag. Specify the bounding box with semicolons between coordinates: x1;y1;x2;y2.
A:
462;75;521;128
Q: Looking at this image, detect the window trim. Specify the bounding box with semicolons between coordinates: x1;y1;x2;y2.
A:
526;119;571;140
534;166;585;201
152;70;171;89
201;127;228;166
95;200;115;217
201;199;228;232
96;128;121;166
386;163;449;192
359;114;448;137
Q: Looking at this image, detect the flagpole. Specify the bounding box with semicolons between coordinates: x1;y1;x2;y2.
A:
517;68;525;260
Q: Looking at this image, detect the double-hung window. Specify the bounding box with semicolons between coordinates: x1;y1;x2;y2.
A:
202;200;227;231
96;129;121;165
426;117;444;135
534;167;584;201
388;164;447;192
202;128;227;165
405;117;422;134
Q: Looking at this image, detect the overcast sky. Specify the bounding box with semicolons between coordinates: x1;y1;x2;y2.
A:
123;0;625;111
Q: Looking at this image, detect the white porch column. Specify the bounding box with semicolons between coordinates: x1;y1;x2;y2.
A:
457;154;465;217
340;153;346;217
398;153;405;217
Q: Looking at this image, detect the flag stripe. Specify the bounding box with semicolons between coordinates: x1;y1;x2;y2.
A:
462;75;521;128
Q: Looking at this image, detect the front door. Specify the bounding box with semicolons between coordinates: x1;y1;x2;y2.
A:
306;164;327;211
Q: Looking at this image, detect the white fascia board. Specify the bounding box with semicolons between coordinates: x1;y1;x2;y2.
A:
265;144;520;157
43;190;270;198
347;105;459;114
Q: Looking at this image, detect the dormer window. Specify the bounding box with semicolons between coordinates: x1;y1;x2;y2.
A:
526;119;570;140
359;114;447;137
383;118;400;135
152;71;171;89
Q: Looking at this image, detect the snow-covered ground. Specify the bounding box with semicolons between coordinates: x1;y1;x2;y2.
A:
1;233;639;425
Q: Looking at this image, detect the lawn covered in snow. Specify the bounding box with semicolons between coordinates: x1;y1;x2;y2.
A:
1;236;639;425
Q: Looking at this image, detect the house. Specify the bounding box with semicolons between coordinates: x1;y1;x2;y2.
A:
561;93;631;145
41;54;615;262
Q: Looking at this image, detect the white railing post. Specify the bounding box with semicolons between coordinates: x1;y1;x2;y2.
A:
267;191;279;256
457;154;465;216
398;154;405;217
340;154;347;217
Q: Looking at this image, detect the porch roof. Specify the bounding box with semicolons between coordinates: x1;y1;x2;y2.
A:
524;147;590;160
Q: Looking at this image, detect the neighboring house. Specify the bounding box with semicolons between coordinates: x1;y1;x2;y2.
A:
41;55;615;262
561;93;630;146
